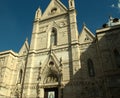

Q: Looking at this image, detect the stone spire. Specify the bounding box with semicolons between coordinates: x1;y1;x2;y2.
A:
35;7;42;21
68;0;75;10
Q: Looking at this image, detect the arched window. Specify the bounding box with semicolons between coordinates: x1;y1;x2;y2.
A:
18;69;23;84
50;28;57;45
87;59;95;77
113;49;120;68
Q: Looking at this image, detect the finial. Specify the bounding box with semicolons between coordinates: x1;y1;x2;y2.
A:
26;37;28;42
35;7;42;21
83;22;86;26
68;0;75;9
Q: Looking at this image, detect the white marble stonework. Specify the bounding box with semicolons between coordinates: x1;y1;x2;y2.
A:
0;0;120;98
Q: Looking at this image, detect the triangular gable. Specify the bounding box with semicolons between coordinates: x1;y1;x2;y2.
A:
19;38;29;56
41;51;61;75
41;0;68;20
40;51;62;83
79;25;95;44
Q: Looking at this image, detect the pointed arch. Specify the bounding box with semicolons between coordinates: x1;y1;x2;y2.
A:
87;58;95;77
18;69;23;84
50;27;57;46
113;49;120;67
43;65;59;84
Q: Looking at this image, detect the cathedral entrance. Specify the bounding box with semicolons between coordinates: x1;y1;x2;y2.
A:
44;87;58;98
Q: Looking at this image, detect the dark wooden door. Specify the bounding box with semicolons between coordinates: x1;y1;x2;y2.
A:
44;87;58;98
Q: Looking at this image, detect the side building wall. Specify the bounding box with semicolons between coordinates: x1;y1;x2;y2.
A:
96;26;120;98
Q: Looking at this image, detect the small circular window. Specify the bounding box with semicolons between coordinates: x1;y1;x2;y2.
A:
49;61;54;66
51;7;57;14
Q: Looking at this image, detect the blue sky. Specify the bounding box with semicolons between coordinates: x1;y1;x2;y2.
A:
0;0;120;52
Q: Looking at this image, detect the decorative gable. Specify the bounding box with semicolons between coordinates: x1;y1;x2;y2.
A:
40;50;63;84
79;25;95;44
41;0;67;20
41;52;60;74
19;38;29;56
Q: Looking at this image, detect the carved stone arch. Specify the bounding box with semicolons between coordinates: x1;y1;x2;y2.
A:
40;52;62;84
43;70;59;84
40;65;58;84
41;54;60;74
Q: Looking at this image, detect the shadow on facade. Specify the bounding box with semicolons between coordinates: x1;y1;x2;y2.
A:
63;26;120;98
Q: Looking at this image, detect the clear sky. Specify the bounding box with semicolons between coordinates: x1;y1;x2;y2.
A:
0;0;120;52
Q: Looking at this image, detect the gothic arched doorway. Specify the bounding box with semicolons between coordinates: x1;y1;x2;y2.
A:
44;87;58;98
43;73;59;98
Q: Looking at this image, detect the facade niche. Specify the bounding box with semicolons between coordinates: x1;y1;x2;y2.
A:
18;69;23;84
50;27;57;46
113;49;120;68
87;59;95;77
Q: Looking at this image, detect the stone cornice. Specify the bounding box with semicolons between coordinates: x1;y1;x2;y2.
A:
29;43;79;55
96;25;120;34
34;12;68;24
0;50;18;57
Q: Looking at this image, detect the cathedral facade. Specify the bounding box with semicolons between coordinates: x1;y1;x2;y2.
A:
0;0;120;98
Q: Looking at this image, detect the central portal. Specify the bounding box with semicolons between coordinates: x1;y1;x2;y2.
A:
44;87;58;98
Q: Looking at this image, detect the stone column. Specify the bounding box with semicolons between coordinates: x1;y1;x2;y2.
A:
40;88;44;98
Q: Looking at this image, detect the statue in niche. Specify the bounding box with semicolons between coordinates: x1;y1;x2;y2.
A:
54;78;57;82
45;75;58;83
47;77;51;83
